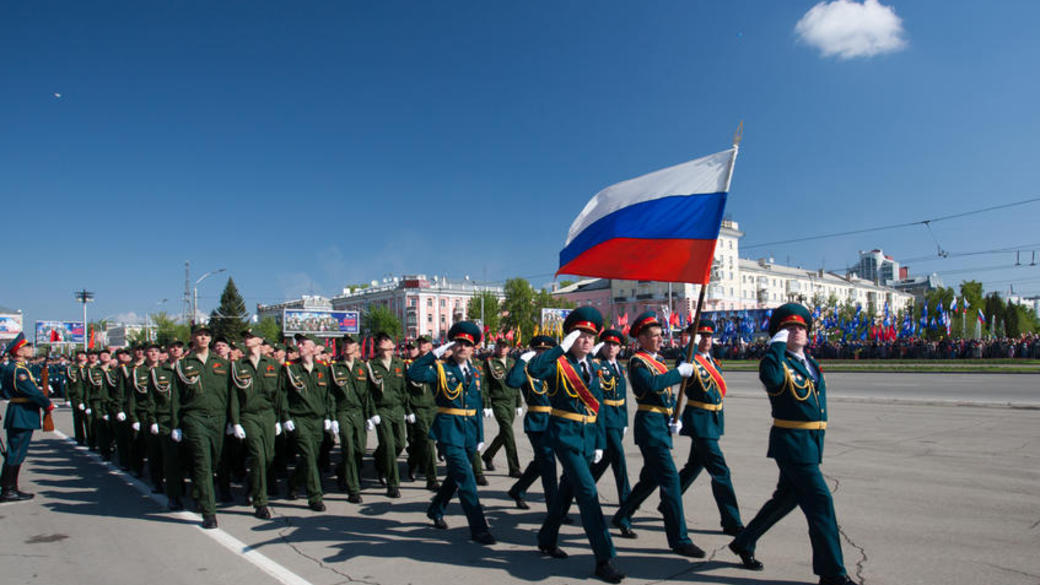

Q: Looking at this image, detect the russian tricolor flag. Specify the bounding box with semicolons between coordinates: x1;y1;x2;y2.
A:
558;147;738;284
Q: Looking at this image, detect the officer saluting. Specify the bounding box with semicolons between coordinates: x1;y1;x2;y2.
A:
527;307;624;584
1;333;55;502
729;303;858;585
406;321;494;545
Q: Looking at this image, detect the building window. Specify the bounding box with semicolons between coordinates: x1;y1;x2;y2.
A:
440;299;446;307
427;315;432;323
427;298;433;307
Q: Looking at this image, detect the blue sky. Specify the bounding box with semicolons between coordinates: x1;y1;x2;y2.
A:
3;1;1039;327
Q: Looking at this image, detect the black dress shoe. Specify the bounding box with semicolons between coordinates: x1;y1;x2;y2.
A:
386;487;401;498
309;501;326;512
728;542;764;571
819;576;857;585
254;506;272;519
168;497;184;511
471;530;496;545
286;489;298;501
202;514;218;529
481;454;495;471
595;559;625;583
377;474;387;487
722;525;744;536
475;476;489;486
610;516;637;538
426;481;440;492
538;545;568;559
673;542;706;558
431;517;448;530
507;488;530;510
347;493;363;504
508;470;522;478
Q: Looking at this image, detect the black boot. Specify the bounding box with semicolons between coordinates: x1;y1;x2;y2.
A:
595;559;625;583
9;465;35;501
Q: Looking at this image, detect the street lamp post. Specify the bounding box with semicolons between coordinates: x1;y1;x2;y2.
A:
74;289;94;351
192;268;227;326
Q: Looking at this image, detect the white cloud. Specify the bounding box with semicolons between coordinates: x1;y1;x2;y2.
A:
795;0;908;59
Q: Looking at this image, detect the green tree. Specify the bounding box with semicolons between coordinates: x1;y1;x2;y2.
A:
362;304;402;338
151;311;191;347
209;277;249;342
254;316;282;343
960;280;984;315
501;278;538;341
983;292;1005;337
1004;302;1021;338
466;290;503;336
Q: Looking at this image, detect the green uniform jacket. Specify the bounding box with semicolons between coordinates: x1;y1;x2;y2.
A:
367;357;410;417
481;356;520;409
171;352;232;429
65;364;85;406
329;359;372;417
526;346;606;455
86;365;106;412
278;360;331;421
680;353;726;440
759;340;827;465
126;363;154;424
149;363;177;433
406;352;484;448
594;358;628;431
229;355;282;424
403;358;436;412
506;359;551;433
2;361;52;430
103;365;124;417
629;350;683;450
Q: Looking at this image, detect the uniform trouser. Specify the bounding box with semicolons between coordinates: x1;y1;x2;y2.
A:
115;418;131;468
538;444;616;562
427;442;489;536
95;413;113;457
373;412;405;488
288;416;325;505
614;443;692;549
181;414;225;516
509;430;558;508
3;428;32;466
146;429;165;488
731;460;846;578
484;401;520;473
241;411;276;507
85;407;98;449
72;406;88;444
678;437;742;532
131;413;151;474
470;449;484;478
161;433;184;500
590;426;631;504
406;407;437;483
334;410;366;495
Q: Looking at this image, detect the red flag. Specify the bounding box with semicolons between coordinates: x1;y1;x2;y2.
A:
669;312;679;327
88;326;95;350
505;329;515;341
50;329;60;342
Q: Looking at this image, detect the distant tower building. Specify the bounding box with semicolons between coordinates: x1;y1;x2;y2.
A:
857;249;900;284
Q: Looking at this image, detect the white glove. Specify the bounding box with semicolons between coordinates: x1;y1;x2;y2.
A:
519;350;536;362
668;420;683;435
116;411;127;422
483;408;493;419
365;419;375;431
371;414;382;425
477;441;485;452
623;426;628;437
515;407;523;416
171;429;183;442
275;422;283;436
102;414;110;421
323;419;332;431
677;362;695;377
85;408;92;415
770;329;790;344
225;423;234;435
131;421;141;432
693;334;703;347
150;423;159;435
593;449;604;464
560;330;582;352
405;413;416;424
330;420;340;435
592;342;604;356
433;341;456;359
233;424;247;439
78;403;86;411
284;420;296;432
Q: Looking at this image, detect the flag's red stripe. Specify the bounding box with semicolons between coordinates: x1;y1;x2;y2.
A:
558;237;718;285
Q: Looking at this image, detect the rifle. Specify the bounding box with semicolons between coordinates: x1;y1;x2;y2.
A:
41;362;55;432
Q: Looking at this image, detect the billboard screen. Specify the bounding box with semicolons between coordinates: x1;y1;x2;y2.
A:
282;309;360;336
35;321;86;344
0;313;22;340
539;308;572;335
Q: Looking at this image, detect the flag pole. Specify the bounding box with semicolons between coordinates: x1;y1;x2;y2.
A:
672;124;741;425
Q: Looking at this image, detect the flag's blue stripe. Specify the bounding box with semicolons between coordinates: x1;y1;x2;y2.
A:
560;192;727;267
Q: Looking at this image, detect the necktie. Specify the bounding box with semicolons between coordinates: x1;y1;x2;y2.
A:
612;362;620;379
580;361;590;384
462;365;472;386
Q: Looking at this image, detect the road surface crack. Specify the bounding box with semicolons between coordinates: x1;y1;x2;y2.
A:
275;514;381;585
981;561;1040;580
836;521;867;585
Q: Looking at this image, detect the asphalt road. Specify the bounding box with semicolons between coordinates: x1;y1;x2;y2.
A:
2;372;1039;585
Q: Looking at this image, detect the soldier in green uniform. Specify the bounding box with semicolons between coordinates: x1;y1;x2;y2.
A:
279;333;332;511
611;311;705;558
171;324;232;529
126;345;154;479
93;349;117;460
84;350;105;452
66;350;89;445
151;340;185;510
676;320;744;535
527;307;624;584
589;329;631;505
366;333;411;498
112;348;135;470
230;329;282;518
328;335;370;502
1;334;56;502
505;335;559;512
480;340;522;477
406;321;494;544
729;303;857;585
404;337;439;490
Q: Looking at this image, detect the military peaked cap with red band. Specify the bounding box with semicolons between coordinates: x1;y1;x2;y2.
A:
563;306;603;335
629;311;660;338
448;321;483;346
529;335;557;350
599;328;624;345
695;319;715;335
769;302;813;336
5;332;29;355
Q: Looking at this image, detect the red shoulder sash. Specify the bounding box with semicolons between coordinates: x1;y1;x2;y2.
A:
556;355;600;415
